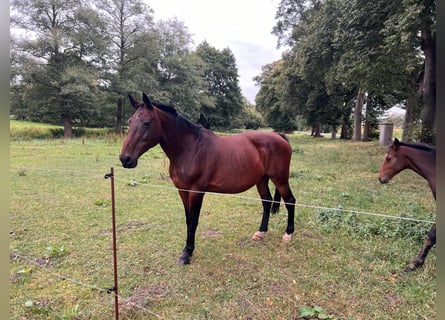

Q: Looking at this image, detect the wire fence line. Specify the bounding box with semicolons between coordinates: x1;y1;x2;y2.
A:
11;165;435;224
10;164;435;317
11;251;165;319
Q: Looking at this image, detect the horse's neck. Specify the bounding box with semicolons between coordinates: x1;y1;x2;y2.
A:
403;146;436;195
157;112;200;161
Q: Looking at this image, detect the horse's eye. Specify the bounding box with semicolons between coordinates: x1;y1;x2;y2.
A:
386;156;391;161
143;121;150;128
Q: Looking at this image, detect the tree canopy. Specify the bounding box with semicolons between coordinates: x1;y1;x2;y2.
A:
10;0;435;143
10;0;251;136
257;0;436;143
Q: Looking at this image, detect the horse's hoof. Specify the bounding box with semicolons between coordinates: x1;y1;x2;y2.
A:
177;258;189;266
177;252;191;265
404;263;420;273
282;233;292;243
252;231;265;241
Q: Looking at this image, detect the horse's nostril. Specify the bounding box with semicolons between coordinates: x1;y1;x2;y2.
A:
120;155;130;166
120;155;137;168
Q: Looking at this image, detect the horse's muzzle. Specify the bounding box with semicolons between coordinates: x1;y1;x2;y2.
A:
378;176;389;184
120;155;138;168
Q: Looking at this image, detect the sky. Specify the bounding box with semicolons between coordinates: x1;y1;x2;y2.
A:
145;0;285;103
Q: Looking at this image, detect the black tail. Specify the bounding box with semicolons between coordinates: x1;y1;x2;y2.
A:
278;133;289;143
271;188;281;214
273;133;289;214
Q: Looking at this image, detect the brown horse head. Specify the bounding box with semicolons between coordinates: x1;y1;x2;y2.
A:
378;138;403;184
119;93;163;168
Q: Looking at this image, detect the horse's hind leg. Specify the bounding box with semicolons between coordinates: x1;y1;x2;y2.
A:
271;188;281;214
252;176;273;241
405;223;436;272
274;181;295;243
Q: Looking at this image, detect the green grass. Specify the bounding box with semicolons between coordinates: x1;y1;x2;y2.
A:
10;120;115;140
10;131;436;319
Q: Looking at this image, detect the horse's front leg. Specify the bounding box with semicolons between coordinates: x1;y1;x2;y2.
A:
177;191;204;265
405;223;436;272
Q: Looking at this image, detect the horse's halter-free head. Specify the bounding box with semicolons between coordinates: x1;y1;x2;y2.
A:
378;138;402;184
119;93;162;168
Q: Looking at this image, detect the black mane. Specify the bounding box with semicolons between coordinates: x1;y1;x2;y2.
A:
399;140;436;153
153;102;202;137
152;102;178;117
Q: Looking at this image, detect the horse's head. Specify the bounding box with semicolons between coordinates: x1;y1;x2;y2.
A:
378;138;403;184
119;93;163;168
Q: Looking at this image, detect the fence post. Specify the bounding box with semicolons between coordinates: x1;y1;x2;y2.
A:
105;167;119;320
379;123;394;146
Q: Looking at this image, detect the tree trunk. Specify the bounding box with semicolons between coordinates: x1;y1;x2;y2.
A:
419;26;436;144
402;95;416;142
340;98;353;140
340;122;349;139
331;124;337;139
402;74;422;142
63;114;73;138
353;90;364;141
115;96;123;134
312;123;322;137
363;102;371;142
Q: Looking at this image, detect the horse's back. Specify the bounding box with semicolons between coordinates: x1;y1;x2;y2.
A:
222;131;291;152
202;131;292;192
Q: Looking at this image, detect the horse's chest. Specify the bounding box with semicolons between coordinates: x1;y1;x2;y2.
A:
169;163;206;189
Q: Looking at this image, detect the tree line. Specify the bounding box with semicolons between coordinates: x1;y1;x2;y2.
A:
255;0;436;143
10;0;435;144
10;0;263;137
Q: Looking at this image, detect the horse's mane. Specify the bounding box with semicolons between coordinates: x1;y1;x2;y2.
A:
399;140;436;153
152;102;178;117
153;102;202;137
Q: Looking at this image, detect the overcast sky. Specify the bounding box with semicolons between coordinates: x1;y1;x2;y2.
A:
145;0;285;103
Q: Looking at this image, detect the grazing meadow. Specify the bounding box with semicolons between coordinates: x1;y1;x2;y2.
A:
10;121;436;319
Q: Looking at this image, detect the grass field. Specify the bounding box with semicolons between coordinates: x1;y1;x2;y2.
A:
9;120;113;140
10;124;436;319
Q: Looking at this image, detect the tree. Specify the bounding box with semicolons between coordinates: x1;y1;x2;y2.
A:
195;41;244;129
11;0;107;136
270;0;435;142
255;61;285;130
153;19;207;121
269;0;355;138
417;0;436;143
95;0;155;134
254;59;301;132
288;0;347;137
331;0;399;141
273;0;322;47
230;97;265;130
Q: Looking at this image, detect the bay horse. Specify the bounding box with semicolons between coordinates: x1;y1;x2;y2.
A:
119;93;296;265
378;138;436;272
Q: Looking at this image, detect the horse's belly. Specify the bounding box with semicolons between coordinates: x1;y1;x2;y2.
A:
206;167;264;194
204;145;268;193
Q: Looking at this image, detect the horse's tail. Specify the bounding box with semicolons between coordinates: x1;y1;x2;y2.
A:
272;188;281;214
278;133;289;143
272;133;290;214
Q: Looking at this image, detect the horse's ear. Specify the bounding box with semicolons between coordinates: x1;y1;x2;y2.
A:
128;94;138;109
142;93;153;109
393;138;400;148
